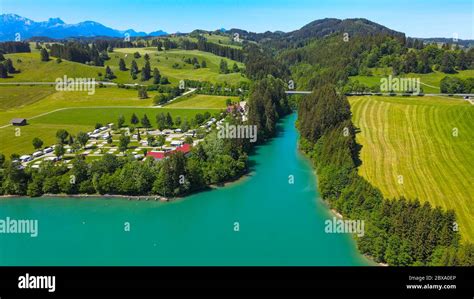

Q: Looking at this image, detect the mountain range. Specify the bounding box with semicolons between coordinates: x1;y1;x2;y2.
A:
0;14;168;41
1;14;472;46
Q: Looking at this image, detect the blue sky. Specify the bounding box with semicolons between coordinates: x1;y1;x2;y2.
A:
1;0;473;38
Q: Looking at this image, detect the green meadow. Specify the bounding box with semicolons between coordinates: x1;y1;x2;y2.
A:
1;48;248;85
1;52;103;82
350;95;474;242
165;94;238;109
349;69;474;93
0;86;155;126
110;48;247;85
0;85;56;110
200;33;243;49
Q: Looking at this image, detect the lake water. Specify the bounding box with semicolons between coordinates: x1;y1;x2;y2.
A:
0;114;370;265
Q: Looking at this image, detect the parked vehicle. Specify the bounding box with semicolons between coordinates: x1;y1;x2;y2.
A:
32;151;44;158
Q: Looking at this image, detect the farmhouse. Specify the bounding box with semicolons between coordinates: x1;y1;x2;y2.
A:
11;118;27;126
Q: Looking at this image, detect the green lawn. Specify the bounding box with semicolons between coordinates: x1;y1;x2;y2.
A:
350;95;474;242
0;86;156;127
0;85;56;110
33;107;218;126
349;69;474;93
165;94;238;109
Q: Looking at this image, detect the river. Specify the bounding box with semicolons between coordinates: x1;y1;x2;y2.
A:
0;114;370;266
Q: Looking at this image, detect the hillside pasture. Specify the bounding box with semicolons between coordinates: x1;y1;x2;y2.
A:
349;69;474;93
109;48;247;85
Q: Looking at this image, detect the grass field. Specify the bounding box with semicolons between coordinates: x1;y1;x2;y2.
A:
350;69;474;93
111;48;247;85
165;94;237;109
1;48;248;85
0;52;103;82
0;86;56;110
0;86;156;126
200;33;243;49
350;95;474;242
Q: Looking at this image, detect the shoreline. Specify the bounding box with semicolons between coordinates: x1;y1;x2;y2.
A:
0;170;253;202
297;146;385;267
0;193;171;202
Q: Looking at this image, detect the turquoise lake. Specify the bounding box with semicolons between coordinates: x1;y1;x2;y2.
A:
0;114;370;266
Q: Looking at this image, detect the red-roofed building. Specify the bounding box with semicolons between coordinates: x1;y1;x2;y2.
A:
146;144;192;160
175;143;191;154
146;151;166;160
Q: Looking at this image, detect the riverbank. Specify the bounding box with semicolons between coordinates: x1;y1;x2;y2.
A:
0;170;253;202
298;150;381;267
0;193;170;201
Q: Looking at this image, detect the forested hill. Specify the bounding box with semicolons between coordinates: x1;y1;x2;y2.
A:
227;18;404;47
285;18;404;41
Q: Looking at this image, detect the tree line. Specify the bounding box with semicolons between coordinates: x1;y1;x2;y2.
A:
179;38;245;62
440;76;474;93
0;41;31;54
49;42;109;66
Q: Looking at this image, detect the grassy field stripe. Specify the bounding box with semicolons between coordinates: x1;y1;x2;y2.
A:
430;106;474;241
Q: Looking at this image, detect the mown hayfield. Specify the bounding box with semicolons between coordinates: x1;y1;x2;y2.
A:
0;85;56;110
165;94;237;109
350;95;474;242
349;69;474;93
